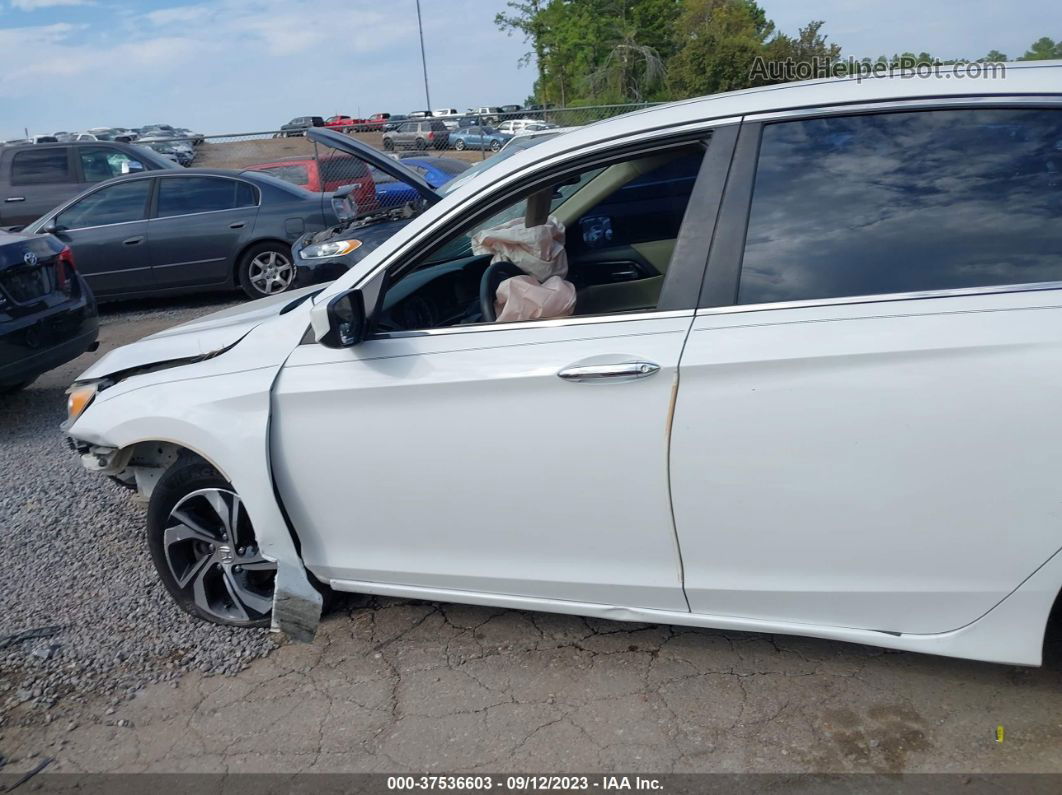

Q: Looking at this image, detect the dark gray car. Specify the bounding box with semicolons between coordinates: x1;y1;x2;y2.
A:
0;141;178;230
22;169;337;300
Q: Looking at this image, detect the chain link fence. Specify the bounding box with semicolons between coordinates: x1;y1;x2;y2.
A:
135;103;662;215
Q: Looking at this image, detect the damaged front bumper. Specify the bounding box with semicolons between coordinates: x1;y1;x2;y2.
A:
65;435;322;641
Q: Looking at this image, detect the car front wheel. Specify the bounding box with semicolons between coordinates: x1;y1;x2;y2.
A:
383;138;394;150
454;138;466;150
490;139;502;152
237;242;295;299
147;460;276;628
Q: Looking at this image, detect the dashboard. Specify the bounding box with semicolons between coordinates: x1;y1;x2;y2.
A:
375;255;491;332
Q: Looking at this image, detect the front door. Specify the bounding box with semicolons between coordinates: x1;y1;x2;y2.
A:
51;177;154;297
269;132;733;609
671;106;1062;635
272;316;691;610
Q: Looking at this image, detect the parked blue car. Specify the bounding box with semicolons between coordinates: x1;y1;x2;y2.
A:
371;157;470;209
449;126;512;152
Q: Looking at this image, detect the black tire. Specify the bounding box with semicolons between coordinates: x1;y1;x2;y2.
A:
383;138;394;151
415;138;427;150
236;241;296;299
454;139;466;151
490;139;502;152
147;460;274;628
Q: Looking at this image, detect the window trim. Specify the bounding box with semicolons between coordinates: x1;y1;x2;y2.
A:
374;308;695;339
366;127;737;340
148;173;262;220
695;281;1062;317
53;176;154;231
700;96;1062;312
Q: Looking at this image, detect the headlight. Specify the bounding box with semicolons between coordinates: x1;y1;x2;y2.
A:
300;239;363;259
66;383;99;424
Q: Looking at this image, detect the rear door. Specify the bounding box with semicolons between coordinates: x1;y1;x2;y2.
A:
50;177;154;297
148;175;260;289
670;104;1062;635
2;146;78;228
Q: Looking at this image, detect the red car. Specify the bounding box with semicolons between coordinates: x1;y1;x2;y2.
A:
355;113;392;132
244;155;378;213
323;115;364;132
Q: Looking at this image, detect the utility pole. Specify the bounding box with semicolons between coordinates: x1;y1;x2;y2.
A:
416;0;432;110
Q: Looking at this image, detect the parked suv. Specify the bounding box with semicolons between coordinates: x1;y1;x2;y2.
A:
0;142;178;229
280;117;325;137
243;155;379;213
382;120;450;151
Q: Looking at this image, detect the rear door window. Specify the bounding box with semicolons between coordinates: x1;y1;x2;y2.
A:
235;181;258;207
11;148;72;185
56;179;151;229
738;108;1062;305
156;176;245;217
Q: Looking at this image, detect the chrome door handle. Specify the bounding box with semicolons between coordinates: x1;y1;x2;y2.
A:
5;197;25;202
557;361;660;383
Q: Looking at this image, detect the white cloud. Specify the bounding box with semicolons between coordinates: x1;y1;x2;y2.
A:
144;5;210;26
10;0;93;10
0;21;77;48
0;0;536;138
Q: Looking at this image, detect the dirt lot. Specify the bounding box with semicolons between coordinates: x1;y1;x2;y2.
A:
191;131;488;171
1;296;1061;776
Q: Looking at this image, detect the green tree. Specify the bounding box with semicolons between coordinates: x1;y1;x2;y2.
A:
497;0;681;105
981;49;1008;62
1019;36;1062;60
667;0;776;97
762;19;841;78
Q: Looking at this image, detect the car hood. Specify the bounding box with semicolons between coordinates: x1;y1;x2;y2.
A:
77;285;321;381
306;127;441;205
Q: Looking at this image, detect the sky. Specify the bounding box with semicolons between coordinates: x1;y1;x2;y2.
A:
0;0;1056;140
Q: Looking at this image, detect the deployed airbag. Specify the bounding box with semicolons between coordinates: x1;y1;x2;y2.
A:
471;216;576;323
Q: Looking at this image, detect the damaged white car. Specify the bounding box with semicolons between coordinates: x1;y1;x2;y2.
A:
66;65;1062;665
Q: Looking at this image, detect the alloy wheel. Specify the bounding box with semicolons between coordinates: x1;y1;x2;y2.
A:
162;488;276;623
247;250;294;295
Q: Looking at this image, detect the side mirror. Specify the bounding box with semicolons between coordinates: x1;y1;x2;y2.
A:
42;220;65;235
317;288;366;348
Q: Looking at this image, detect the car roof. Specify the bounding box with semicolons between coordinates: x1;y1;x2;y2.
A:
86;167;255;188
445;61;1062;200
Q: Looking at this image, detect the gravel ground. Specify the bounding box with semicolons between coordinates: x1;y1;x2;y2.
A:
0;293;276;722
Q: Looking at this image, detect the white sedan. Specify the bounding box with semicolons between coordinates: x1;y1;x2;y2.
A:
65;62;1062;666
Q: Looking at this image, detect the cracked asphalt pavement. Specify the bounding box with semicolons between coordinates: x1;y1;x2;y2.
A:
2;294;1062;775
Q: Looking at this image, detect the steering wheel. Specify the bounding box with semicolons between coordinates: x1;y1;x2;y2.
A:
479;260;525;322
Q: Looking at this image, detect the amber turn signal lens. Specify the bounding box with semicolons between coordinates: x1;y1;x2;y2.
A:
66;384;98;423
